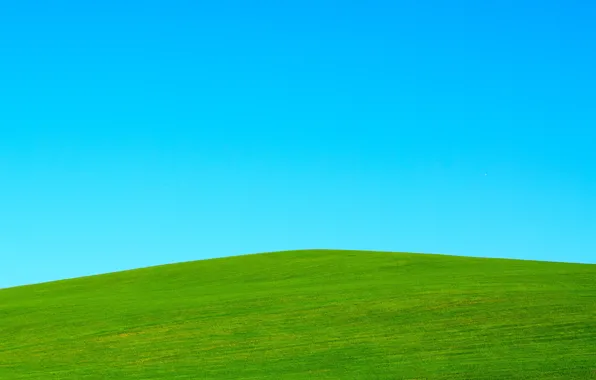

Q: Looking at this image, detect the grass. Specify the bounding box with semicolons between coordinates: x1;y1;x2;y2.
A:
0;249;595;379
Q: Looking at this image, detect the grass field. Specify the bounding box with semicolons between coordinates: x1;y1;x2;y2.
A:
0;249;595;379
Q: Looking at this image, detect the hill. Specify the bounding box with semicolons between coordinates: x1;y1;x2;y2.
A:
0;250;595;379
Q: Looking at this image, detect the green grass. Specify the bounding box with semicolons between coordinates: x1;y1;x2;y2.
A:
1;250;595;379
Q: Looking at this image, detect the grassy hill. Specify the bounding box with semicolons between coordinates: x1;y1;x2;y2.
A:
0;250;595;379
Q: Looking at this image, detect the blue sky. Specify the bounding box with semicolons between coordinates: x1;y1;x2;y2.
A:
1;0;595;288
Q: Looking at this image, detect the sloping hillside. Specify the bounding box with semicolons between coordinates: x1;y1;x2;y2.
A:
1;250;595;379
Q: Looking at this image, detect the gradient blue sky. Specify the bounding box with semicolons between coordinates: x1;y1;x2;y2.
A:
1;0;595;288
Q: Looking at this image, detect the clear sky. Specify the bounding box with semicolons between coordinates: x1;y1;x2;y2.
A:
1;0;595;288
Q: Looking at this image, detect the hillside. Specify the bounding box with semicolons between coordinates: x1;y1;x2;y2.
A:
0;250;595;379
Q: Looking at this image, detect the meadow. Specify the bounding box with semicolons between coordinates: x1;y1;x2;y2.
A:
1;249;595;379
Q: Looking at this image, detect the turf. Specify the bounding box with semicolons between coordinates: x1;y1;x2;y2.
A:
0;250;595;379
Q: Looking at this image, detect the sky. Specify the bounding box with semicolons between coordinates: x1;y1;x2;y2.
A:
1;0;595;288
